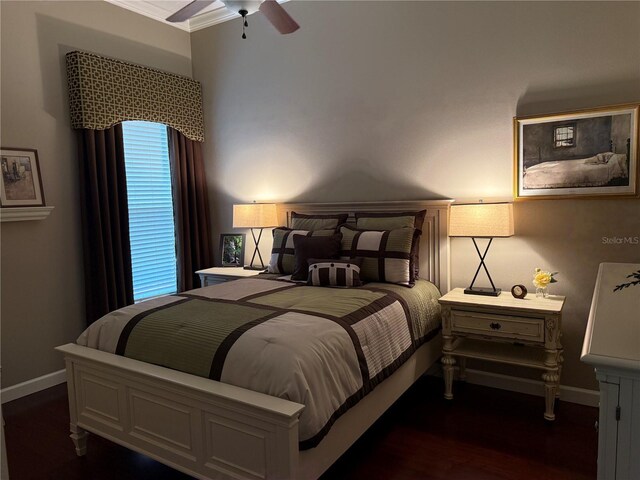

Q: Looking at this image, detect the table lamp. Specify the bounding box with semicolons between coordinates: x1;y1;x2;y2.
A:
233;203;278;270
449;202;514;296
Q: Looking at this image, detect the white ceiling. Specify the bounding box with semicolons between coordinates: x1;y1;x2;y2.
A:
105;0;244;32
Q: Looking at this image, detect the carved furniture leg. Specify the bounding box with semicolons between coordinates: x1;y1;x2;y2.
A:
442;353;456;400
556;329;564;399
556;349;564;399
542;370;559;421
441;307;456;400
70;423;88;456
65;358;88;456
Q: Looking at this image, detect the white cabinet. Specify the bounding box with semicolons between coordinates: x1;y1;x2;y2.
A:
439;288;565;421
194;266;261;287
581;262;640;480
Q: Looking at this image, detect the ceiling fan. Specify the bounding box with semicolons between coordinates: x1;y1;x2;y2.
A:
167;0;299;39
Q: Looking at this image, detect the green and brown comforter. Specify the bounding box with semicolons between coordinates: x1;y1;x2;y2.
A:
77;277;441;449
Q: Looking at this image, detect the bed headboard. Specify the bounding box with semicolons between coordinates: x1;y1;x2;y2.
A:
277;200;452;293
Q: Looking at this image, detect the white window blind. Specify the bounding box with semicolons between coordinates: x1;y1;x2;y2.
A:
122;121;177;301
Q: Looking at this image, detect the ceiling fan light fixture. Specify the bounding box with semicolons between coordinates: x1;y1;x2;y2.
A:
240;9;248;38
223;0;261;16
166;0;299;38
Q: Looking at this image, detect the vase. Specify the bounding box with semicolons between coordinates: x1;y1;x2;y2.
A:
536;286;548;298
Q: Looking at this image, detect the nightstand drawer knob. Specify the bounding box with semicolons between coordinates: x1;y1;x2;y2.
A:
490;322;502;330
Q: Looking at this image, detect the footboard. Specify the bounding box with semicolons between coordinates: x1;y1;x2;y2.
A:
56;344;304;480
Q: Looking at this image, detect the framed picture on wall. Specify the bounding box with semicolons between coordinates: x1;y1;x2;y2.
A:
514;104;639;200
220;233;246;267
1;148;46;207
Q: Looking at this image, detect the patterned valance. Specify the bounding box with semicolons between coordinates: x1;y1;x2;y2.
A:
66;51;204;142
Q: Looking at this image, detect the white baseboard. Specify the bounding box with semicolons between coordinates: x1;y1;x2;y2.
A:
1;366;599;408
1;369;66;404
463;369;599;407
427;367;599;408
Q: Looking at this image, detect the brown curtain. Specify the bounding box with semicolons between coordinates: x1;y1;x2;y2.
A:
77;125;134;324
168;127;213;291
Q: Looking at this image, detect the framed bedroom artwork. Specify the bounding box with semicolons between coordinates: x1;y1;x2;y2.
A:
0;147;46;207
514;103;639;200
220;233;245;267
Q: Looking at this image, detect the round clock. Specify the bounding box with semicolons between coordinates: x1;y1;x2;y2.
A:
511;284;528;299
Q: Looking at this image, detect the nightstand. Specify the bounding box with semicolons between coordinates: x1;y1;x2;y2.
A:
195;267;262;287
438;288;566;420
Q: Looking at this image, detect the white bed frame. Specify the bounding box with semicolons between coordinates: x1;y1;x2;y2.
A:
57;200;451;480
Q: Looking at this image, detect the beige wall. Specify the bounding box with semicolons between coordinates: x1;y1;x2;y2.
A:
0;1;191;388
192;1;640;390
1;1;638;393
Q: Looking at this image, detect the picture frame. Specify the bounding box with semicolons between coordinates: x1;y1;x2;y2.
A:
1;148;46;207
514;103;639;200
220;233;246;267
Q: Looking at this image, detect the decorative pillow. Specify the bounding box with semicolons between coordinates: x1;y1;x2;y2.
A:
354;210;426;231
290;212;349;231
307;258;363;288
291;234;342;281
268;228;335;275
339;225;419;287
354;210;426;280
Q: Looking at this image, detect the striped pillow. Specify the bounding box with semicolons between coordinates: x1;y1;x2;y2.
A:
339;225;418;287
268;227;336;274
307;259;363;287
291;212;348;231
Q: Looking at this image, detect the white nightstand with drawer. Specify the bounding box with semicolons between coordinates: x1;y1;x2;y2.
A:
195;267;262;287
438;288;566;420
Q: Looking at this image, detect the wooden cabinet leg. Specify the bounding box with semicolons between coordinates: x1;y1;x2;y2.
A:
70;423;88;456
542;371;559;421
442;354;456;400
556;349;564;399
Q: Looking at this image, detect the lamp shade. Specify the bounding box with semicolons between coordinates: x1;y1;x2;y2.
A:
449;203;514;238
233;203;278;228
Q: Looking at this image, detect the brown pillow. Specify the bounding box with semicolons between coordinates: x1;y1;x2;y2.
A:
268;228;336;274
291;234;342;281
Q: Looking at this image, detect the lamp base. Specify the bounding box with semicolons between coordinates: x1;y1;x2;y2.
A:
464;287;501;297
243;265;266;271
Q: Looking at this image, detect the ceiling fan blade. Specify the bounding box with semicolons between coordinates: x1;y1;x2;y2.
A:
166;0;215;22
258;0;299;34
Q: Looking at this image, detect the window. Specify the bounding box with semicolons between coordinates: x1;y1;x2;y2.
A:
122;121;177;301
553;123;576;148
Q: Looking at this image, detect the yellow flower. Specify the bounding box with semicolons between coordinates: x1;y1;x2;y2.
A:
533;271;552;288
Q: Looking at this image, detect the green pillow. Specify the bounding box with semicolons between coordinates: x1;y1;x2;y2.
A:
354;210;426;279
339;225;419;287
290;212;348;231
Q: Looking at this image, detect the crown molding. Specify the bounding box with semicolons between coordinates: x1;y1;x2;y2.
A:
105;0;256;33
188;8;240;31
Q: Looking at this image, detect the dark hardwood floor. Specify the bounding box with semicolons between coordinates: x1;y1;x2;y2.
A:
3;376;597;479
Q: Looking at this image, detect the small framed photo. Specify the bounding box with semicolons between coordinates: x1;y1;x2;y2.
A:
514;104;639;200
1;148;46;207
220;233;246;267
